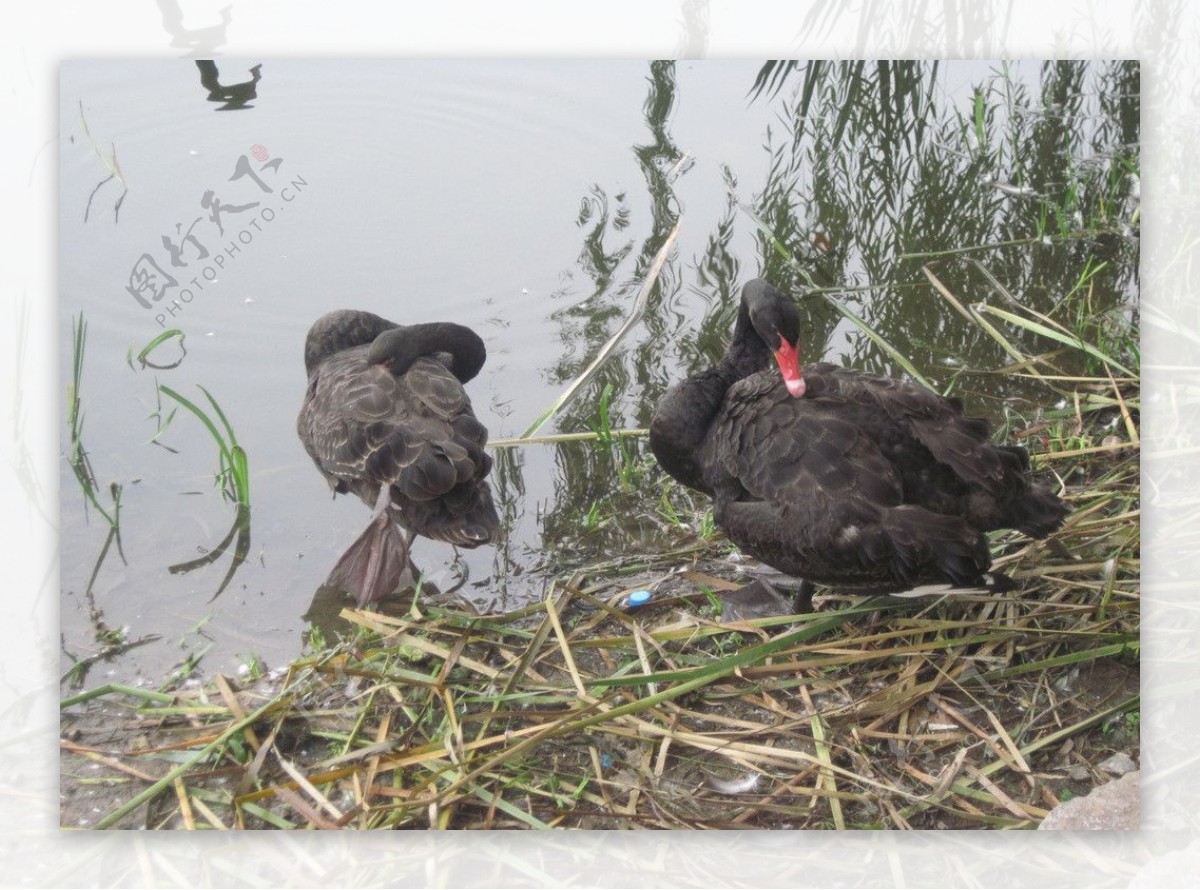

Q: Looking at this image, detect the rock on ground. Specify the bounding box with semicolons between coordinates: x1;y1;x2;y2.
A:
1038;770;1139;830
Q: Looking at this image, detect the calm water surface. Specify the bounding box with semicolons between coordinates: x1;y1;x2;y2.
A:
59;59;1139;687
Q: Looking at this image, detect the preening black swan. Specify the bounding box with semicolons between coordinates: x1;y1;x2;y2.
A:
297;310;499;607
649;279;1069;600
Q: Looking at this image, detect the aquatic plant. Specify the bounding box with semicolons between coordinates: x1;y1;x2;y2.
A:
67;313;123;531
158;383;250;506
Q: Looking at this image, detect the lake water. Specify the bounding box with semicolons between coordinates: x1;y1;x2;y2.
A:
59;59;1139;687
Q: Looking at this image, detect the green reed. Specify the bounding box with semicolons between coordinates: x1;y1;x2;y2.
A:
158;384;251;506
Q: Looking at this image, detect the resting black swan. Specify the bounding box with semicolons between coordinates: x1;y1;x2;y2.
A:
649;279;1069;601
297;310;499;607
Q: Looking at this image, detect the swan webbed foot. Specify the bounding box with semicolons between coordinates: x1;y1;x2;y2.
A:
720;578;795;621
326;507;413;608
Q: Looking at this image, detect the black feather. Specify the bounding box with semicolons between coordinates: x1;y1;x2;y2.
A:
649;279;1070;595
298;311;499;605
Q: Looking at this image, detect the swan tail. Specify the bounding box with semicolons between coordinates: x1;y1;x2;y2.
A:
880;506;991;588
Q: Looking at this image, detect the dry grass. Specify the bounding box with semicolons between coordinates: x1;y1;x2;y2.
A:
61;424;1138;829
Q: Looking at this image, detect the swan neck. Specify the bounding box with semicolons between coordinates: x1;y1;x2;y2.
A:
721;298;771;381
304;310;396;376
387;323;487;383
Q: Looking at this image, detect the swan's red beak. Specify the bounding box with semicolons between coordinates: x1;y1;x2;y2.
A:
774;336;805;397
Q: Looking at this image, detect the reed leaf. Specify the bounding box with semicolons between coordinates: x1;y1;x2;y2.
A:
521;220;679;437
976;304;1137;378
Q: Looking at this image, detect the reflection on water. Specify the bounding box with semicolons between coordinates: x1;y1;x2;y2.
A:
195;60;263;111
59;59;1139;687
533;59;1139;578
167;502;250;600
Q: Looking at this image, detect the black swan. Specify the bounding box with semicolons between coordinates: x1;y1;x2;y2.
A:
649;279;1069;602
297;310;499;607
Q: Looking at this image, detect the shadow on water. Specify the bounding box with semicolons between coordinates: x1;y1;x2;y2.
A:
195;60;263;111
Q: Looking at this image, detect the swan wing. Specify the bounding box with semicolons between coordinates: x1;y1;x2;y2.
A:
708;372;903;515
298;351;485;502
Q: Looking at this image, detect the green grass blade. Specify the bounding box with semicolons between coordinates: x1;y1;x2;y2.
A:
1143;303;1200;348
158;385;232;465
197;384;240;450
831;304;934;388
465;781;555;829
134;329;186;369
977;304;1137;378
159;386;251;505
922;266;1029;366
229;445;250;504
588;598;891;689
489;429;647;449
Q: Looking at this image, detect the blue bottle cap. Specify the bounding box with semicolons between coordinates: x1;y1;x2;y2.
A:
627;590;653;607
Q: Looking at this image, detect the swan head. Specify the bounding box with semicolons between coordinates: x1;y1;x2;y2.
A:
367;327;421;375
745;280;805;397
